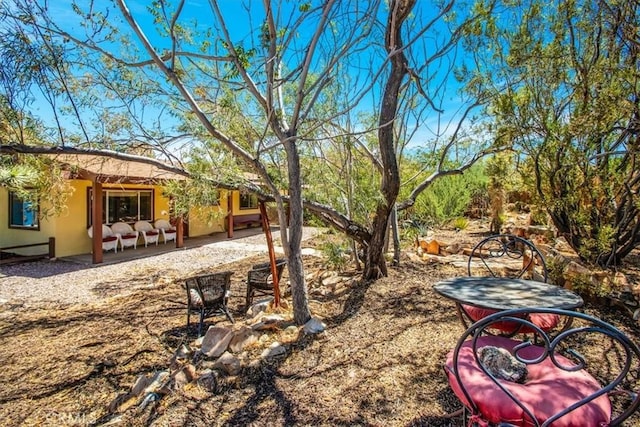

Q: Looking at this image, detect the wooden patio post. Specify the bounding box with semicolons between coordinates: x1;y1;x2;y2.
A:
92;181;104;264
260;201;280;307
227;191;234;239
176;216;184;248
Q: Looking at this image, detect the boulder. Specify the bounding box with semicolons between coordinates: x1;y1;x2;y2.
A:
172;363;197;390
200;326;234;358
212;352;241;376
229;327;260;353
196;369;218;393
303;317;326;334
261;342;287;359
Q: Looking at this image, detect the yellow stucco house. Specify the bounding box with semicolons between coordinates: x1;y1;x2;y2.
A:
0;153;263;263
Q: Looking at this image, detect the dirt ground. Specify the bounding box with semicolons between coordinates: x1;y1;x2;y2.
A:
1;220;639;427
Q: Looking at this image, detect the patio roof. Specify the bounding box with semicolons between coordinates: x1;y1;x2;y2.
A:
49;153;188;184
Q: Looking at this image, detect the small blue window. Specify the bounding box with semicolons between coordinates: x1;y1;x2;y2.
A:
9;191;39;230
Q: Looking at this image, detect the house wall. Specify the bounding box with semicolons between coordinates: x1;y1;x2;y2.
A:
56;180;92;258
0;181;175;258
1;185;262;258
187;191;228;237
173;190;262;237
0;187;56;256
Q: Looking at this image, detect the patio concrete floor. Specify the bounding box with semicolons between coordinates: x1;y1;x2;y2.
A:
62;226;274;266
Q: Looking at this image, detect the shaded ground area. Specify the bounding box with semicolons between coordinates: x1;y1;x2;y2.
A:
0;229;639;426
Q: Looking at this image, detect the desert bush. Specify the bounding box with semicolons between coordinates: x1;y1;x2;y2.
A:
453;217;469;230
320;240;349;272
407;164;488;226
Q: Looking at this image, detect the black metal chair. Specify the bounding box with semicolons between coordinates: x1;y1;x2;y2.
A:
460;234;558;334
185;271;234;336
444;308;640;426
245;259;287;311
467;234;548;282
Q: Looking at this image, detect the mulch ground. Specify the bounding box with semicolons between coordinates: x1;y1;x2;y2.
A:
1;226;639;427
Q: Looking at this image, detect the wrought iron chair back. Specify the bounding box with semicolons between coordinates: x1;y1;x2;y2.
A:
185;271;234;336
467;234;548;282
245;259;287;311
459;234;555;334
445;308;640;426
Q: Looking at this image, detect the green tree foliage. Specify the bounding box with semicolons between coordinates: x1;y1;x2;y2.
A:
3;1;502;304
465;0;640;267
401;161;487;227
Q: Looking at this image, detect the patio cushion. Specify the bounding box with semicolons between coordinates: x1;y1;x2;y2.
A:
445;335;610;426
102;235;118;242
462;305;560;333
189;289;203;307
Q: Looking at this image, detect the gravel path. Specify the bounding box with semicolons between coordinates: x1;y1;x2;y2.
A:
0;227;321;307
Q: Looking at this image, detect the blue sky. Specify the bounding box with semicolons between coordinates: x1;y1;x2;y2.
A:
25;0;473;150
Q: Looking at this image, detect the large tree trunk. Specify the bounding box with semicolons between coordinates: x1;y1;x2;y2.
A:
362;0;414;280
284;137;312;325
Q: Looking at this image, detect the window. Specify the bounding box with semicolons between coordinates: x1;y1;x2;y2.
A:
239;193;258;210
88;188;154;225
9;191;39;230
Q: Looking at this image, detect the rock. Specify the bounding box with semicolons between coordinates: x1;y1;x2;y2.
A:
261;342;287;359
172;363;197;390
246;298;273;317
174;344;193;361
303;317;326;334
144;370;171;395
418;239;441;255
229;326;260;352
322;275;343;286
527;225;555;240
563;260;591;278
426;240;441;255
196;369;218;393
212;352;241;376
441;242;461;255
200;326;234;358
131;374;152;397
251;314;287;331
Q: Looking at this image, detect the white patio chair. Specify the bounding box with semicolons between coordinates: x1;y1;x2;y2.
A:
87;224;119;253
134;220;160;247
154;219;177;244
110;222;139;250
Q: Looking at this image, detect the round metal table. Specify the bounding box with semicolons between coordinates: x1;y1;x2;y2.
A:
434;276;584;310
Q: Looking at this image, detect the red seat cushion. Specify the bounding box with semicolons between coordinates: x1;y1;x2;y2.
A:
122;234;137;239
146;230;159;236
462;305;560;333
445;335;611;426
102;236;118;242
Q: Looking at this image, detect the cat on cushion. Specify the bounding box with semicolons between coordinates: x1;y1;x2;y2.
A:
477;346;528;384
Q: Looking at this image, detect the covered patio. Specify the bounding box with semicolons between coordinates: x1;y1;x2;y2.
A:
61;226;272;266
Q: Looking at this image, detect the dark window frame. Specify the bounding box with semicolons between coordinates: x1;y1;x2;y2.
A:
8;191;40;230
239;193;258;210
87;187;155;226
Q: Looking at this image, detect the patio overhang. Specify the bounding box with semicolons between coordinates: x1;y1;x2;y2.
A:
46;153;188;184
38;152;189;264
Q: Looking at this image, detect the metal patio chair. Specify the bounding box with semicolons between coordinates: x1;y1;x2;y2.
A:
460;234;560;335
444;307;640;426
245;259;287;311
185;271;234;336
